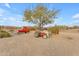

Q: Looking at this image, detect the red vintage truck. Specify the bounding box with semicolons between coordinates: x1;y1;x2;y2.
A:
17;27;30;33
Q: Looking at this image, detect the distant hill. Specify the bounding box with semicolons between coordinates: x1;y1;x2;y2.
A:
0;26;34;30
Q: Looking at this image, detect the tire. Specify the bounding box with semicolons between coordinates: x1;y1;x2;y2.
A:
34;32;39;38
25;32;27;33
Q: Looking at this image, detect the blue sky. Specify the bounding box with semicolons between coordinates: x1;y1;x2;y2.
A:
0;3;79;27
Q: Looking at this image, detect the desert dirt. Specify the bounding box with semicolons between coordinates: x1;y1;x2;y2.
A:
0;29;79;56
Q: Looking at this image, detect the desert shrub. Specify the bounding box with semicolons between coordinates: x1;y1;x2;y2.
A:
0;30;11;38
9;29;15;33
48;26;59;34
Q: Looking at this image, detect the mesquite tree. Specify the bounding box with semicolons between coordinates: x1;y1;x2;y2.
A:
24;5;59;30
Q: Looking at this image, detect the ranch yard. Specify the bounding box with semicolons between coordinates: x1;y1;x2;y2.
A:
0;29;79;56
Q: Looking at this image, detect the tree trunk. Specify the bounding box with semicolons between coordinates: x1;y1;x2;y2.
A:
37;23;43;31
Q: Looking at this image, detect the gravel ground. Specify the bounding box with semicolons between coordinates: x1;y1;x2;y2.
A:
0;29;79;56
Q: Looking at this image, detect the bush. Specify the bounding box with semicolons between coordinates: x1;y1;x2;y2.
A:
48;26;59;34
0;30;11;38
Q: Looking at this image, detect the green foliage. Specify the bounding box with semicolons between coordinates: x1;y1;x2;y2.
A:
0;30;11;38
48;26;59;34
16;27;21;29
24;5;59;30
57;25;68;30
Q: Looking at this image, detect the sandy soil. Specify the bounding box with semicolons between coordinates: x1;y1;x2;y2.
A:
0;29;79;56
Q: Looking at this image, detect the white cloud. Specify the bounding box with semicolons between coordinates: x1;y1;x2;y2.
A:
2;17;16;21
0;8;23;21
5;3;11;8
0;16;33;27
1;15;22;22
72;13;79;19
0;7;31;26
71;13;79;26
0;14;2;16
44;17;64;27
0;8;6;16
